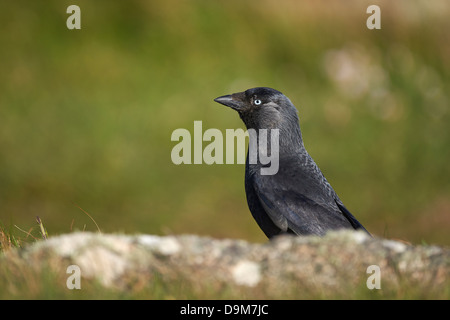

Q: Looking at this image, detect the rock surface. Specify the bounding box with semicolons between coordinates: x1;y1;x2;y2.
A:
2;230;449;297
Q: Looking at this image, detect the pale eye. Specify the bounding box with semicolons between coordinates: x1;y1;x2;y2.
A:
254;99;262;105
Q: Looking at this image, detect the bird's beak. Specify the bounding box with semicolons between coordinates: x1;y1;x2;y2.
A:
214;94;244;111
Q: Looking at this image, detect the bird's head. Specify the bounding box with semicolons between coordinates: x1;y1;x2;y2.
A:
214;87;299;131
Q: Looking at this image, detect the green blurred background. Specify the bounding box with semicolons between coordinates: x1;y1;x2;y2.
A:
1;0;449;245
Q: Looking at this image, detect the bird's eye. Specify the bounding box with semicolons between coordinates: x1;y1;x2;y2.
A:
254;99;262;105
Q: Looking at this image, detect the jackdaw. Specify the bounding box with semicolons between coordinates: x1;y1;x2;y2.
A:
214;87;369;238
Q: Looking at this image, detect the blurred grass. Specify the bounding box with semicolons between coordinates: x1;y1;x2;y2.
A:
0;0;449;245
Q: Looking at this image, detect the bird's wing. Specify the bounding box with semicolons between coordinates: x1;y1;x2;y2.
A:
334;199;370;234
251;159;361;236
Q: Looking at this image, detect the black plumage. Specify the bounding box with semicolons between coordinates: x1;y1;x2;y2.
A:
214;87;369;238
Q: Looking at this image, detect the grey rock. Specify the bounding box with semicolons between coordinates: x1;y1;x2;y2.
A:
2;230;449;297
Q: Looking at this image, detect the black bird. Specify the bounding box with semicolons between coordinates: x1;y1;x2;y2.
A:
214;87;369;238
